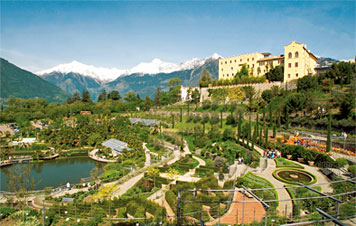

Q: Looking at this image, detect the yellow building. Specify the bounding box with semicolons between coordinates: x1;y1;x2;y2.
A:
218;41;317;82
283;41;318;82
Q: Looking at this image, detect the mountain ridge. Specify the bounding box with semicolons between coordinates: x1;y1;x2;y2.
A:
0;58;69;103
37;53;222;82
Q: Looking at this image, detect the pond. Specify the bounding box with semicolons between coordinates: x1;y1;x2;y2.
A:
276;169;314;184
0;157;105;191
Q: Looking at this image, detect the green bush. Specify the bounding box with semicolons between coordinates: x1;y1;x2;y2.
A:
0;206;15;219
277;143;334;165
348;165;356;176
335;158;348;167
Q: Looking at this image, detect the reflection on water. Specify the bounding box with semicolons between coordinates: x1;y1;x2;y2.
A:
0;157;105;191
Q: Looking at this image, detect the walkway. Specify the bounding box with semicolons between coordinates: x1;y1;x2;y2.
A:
206;191;265;225
143;143;151;167
88;149;117;163
251;145;293;217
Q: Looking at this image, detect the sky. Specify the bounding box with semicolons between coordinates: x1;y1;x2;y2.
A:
1;1;355;72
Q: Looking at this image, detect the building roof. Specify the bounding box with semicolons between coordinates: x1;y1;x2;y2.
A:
102;138;130;153
129;118;159;126
257;56;284;62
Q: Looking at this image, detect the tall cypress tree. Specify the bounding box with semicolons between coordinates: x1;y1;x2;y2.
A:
187;102;190;117
171;114;175;128
262;107;266;143
269;105;273;126
273;117;277;138
252;123;257;151
277;109;281;128
265;124;268;146
180;107;183;122
238;112;242;143
285;105;290;129
248;116;252;149
326;112;332;152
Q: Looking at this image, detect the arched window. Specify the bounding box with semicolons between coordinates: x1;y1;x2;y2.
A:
295;51;299;58
288;52;292;58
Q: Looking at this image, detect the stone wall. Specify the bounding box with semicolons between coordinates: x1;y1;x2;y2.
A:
199;81;296;102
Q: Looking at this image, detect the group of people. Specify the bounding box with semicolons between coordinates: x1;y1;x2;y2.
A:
263;149;281;159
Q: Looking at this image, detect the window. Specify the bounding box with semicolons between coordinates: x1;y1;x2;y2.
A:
296;73;299;77
231;67;233;70
295;52;299;58
288;74;291;78
288;63;291;68
259;62;265;66
230;60;232;63
221;68;223;71
295;62;298;67
252;57;254;61
222;74;224;77
225;61;227;64
247;58;249;62
221;62;223;65
234;60;236;63
240;59;242;62
288;52;292;58
227;74;229;76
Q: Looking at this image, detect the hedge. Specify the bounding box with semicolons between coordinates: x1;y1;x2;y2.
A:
275;158;304;169
277;143;334;166
272;168;317;185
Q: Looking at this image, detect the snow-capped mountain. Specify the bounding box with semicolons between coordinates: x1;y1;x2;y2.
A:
37;61;125;82
39;53;220;101
37;53;222;82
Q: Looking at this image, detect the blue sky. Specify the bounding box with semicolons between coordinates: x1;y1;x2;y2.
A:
1;1;355;72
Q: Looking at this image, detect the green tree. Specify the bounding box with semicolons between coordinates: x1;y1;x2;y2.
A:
243;86;255;107
147;168;160;188
326;61;356;85
179;106;183;122
237;112;242;141
72;91;81;102
191;88;200;110
199;69;212;87
144;96;152;111
261;90;273;103
265;65;284;81
81;90;92;103
340;91;355;119
326;112;332;152
297;75;319;91
285;105;290;129
154;88;161;107
273;117;276;138
168;78;182;104
235;64;249;78
107;90;121;100
97;89;107;102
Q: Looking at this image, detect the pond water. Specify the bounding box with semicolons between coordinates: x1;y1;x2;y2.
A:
277;170;313;183
0;157;105;191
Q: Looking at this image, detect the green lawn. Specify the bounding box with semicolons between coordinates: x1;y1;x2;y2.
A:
275;158;304;169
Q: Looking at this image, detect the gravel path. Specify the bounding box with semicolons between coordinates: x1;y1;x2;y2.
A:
253;145;293;217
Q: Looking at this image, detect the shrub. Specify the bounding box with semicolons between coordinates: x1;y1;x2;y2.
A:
0;206;15;219
210;113;219;125
348;165;356;176
335;158;348;167
225;115;235;125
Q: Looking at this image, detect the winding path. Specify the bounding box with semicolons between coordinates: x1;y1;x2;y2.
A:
253;146;293;217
